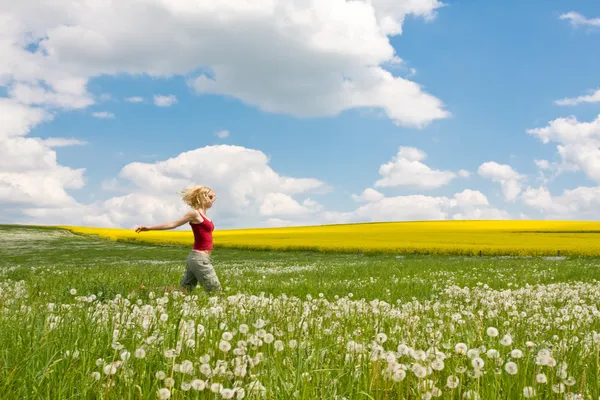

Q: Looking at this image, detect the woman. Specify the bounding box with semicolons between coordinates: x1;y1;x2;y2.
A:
135;185;221;294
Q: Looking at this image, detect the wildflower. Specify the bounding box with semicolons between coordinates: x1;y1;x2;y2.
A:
500;334;512;346
486;327;499;337
164;377;174;388
504;362;518;375
536;373;547;383
103;364;117;375
156;371;166;380
191;379;206;390
510;349;523;359
523;387;536;398
446;376;459;389
219;340;232;352
69;289;77;295
157;388;171;400
222;332;233;341
221;389;235;399
135;348;146;359
455;343;468;355
91;371;101;381
471;357;484;369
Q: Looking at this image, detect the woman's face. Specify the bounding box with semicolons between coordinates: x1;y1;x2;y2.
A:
206;191;217;208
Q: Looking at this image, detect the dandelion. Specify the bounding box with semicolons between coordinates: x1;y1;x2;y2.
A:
219;340;232;352
160;313;168;322
447;376;459;389
500;334;512;346
120;351;130;361
523;387;536;398
486;327;499;337
222;331;233;341
536;373;547;383
191;379;205;390
455;343;468;355
103;364;117;375
504;362;518;375
471;357;484;369
376;333;388;343
134;348;146;359
69;288;77;295
264;333;274;344
156;371;166;380
221;389;235;399
181;382;191;391
211;383;224;393
164;377;174;388
510;349;523;359
91;371;101;381
157;388;171;399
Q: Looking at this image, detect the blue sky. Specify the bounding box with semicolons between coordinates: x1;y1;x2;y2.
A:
2;0;600;228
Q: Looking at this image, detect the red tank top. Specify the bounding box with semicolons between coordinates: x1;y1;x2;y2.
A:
190;211;214;251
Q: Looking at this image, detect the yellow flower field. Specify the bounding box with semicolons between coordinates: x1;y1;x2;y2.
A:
57;220;600;256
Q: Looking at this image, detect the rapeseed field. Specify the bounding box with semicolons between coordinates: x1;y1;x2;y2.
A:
59;220;600;256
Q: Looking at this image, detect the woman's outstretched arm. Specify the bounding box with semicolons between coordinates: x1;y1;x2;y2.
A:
135;210;197;233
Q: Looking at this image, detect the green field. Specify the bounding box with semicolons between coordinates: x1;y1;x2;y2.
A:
1;225;600;399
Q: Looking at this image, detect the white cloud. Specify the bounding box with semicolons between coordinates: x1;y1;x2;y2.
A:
125;96;144;103
216;130;230;139
92;111;115;119
555;88;600;106
527;114;600;183
17;144;328;228
42;137;88;147
478;161;525;202
374;146;463;189
352;188;385;203
0;99;85;208
560;11;600;28
0;0;449;128
9;82;94;109
522;185;600;219
153;95;178;107
329;188;509;223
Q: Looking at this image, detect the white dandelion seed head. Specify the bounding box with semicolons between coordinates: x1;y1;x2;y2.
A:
164;377;174;388
446;375;459;389
134;348;146;359
486;327;499;337
157;388;171;399
455;343;468;355
504;361;518;375
191;379;206;391
523;387;536;398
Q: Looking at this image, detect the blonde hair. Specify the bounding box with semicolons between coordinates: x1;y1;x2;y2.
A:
181;185;214;209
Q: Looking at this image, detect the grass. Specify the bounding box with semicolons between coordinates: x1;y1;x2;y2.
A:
1;224;600;399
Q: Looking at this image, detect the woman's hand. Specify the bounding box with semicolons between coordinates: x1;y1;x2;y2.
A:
135;226;150;233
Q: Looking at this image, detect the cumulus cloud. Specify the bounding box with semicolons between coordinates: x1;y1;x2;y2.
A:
527;114;600;183
478;161;525;202
0;0;449;128
522;185;600;219
17;144;329;228
374;146;465;189
0;99;85;208
328;188;509;223
555;88;600;106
